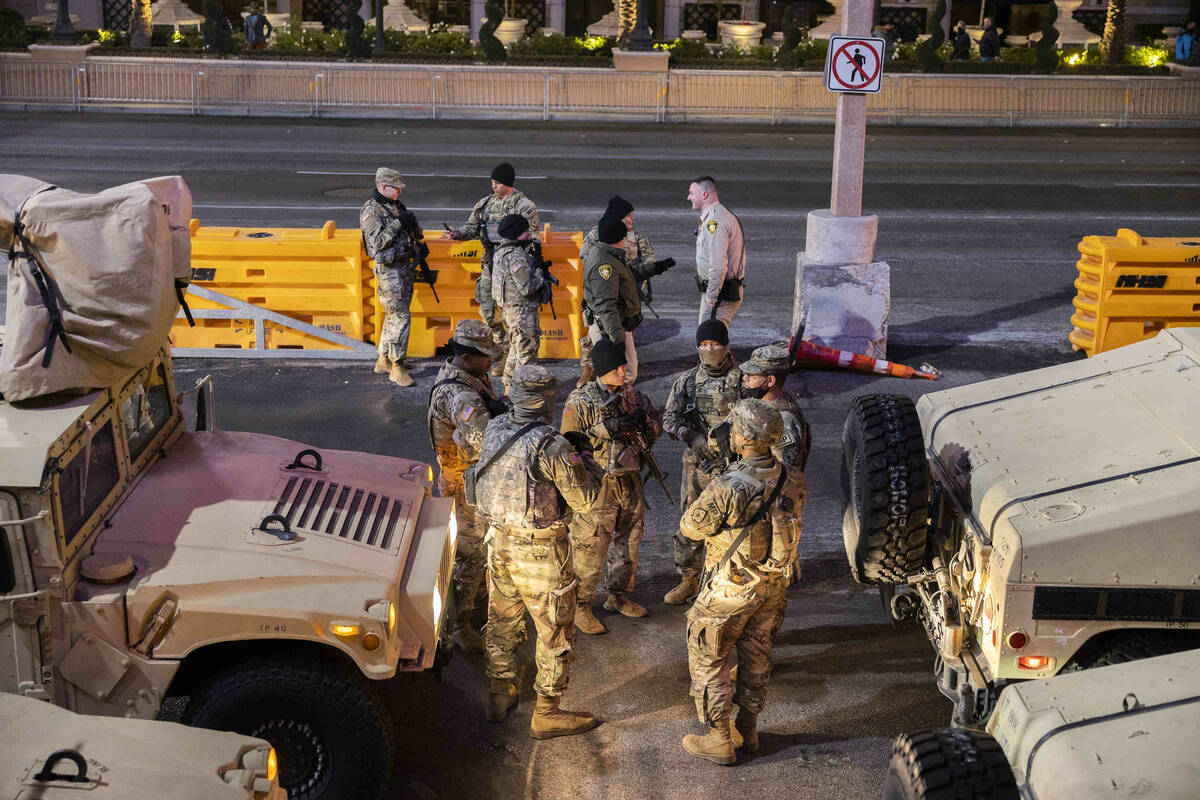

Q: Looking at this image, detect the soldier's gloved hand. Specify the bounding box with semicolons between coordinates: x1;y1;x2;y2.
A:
603;415;642;435
621;313;643;332
563;430;593;453
651;258;675;276
681;428;705;449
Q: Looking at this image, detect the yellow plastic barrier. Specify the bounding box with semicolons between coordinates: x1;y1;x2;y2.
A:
173;220;373;352
1070;229;1200;357
369;224;584;359
173;219;584;359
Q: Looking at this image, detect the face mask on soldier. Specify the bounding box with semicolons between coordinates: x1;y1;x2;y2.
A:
742;384;768;400
698;345;728;368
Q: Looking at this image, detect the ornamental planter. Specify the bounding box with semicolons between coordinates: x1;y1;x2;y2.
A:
495;18;527;46
718;20;765;49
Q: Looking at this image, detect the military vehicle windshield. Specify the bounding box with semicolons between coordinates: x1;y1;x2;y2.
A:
121;364;173;460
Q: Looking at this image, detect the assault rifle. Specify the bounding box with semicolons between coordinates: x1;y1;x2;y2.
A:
380;208;439;302
528;239;558;320
605;386;675;507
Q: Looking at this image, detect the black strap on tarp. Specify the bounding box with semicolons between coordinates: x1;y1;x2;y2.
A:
175;279;195;327
10;189;72;368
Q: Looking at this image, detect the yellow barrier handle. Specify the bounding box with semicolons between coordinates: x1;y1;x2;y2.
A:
189;218;201;237
321;220;336;240
543;222;550;240
1116;228;1142;246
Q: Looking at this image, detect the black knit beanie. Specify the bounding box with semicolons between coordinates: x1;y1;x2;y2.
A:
591;338;627;378
490;162;516;187
696;319;729;346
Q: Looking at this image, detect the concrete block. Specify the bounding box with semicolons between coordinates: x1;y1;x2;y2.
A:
798;258;890;359
804;209;877;265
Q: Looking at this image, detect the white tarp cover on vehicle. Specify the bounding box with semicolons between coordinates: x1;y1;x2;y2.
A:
0;174;192;401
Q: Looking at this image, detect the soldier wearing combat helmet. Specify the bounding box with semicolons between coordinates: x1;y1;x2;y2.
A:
426;319;506;654
471;365;602;739
661;319;743;605
735;343;812;471
361;167;423;387
443;162;540;377
561;338;663;635
679;399;807;765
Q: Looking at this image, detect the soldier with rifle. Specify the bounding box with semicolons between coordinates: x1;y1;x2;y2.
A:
361;167;434;388
491;214;549;393
443;162;540;377
561;339;666;634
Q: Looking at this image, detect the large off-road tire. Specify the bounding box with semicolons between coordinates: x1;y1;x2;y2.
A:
1063;630;1200;672
883;728;1019;800
841;394;930;585
181;654;394;800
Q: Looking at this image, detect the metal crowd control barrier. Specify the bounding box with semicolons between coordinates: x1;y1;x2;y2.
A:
374;223;584;359
170;219;584;360
3;56;1197;126
1070;229;1200;357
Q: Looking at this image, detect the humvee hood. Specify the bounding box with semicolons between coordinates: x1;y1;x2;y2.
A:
93;430;434;587
917;329;1200;581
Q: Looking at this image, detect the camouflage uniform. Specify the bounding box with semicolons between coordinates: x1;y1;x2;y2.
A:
579;224;656;384
449;191;540;359
561;381;662;608
735;344;812;471
663;355;743;580
681;402;807;728
492;239;546;391
360;191;418;363
426;321;504;633
474;366;600;698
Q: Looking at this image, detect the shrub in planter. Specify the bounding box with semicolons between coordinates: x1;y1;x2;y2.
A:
273;26;346;54
408;29;477;55
917;0;946;71
202;0;232;53
0;9;33;48
1126;44;1168;67
999;45;1036;64
479;0;506;61
656;37;709;59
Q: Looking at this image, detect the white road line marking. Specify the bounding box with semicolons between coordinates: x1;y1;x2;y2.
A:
295;171;549;179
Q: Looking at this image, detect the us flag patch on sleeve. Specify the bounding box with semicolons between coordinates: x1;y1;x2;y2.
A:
459;405;476;422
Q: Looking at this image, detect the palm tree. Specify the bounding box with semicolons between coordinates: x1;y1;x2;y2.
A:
1101;0;1126;65
129;0;151;48
617;0;636;45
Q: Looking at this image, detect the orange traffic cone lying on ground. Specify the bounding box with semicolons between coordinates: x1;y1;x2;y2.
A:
788;331;940;380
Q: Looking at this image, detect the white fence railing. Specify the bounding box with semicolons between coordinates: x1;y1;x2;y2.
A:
2;57;1197;126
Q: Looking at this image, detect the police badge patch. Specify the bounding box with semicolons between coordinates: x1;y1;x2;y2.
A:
598;264;612;280
705;220;719;234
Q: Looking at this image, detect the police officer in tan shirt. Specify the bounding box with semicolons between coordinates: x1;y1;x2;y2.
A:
688;176;745;329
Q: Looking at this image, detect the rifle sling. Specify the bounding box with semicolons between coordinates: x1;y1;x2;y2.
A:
709;469;787;578
471;422;543;484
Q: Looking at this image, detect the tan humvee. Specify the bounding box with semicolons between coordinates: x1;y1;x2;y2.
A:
0;347;456;800
841;328;1200;728
1;692;284;799
883;647;1200;799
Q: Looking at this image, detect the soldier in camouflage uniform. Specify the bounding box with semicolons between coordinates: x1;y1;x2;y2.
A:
577;196;674;386
427;319;505;654
679;399;807;765
491;214;546;394
739;343;812;471
361;167;421;387
662;319;744;605
473;365;602;739
443;162;540;376
561;339;663;634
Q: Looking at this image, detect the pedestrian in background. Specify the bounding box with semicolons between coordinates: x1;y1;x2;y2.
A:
979;17;1001;61
952;21;971;60
1177;20;1195;63
688;176;745;329
360;167;420;387
444;163;540;377
244;4;273;50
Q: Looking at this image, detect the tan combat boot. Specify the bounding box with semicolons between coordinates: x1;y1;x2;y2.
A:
374;353;391;374
530;694;597;740
389;363;415;387
576;362;595;389
604;593;648;618
664;575;699;605
682;720;736;765
574;603;607;635
485;679;518;723
452;621;484;654
734;709;758;753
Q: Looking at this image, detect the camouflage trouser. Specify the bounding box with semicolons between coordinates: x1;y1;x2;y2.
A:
437;469;486;626
501;302;540;390
485;525;577;697
376;263;414;362
674;448;718;579
476;264;509;355
568;473;644;604
686;577;788;724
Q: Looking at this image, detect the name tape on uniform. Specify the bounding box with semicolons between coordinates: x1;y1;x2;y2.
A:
824;36;886;94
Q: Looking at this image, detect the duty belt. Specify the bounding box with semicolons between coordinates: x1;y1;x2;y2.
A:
492;522;568;540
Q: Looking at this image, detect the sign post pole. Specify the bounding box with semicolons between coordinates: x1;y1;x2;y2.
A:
792;0;891;359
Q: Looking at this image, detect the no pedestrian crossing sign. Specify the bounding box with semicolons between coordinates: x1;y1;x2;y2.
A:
824;36;886;94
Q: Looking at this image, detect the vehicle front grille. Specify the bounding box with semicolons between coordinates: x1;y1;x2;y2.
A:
1033;586;1200;624
266;475;411;552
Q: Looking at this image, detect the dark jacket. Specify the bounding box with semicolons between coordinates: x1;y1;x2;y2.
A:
979;24;1001;59
583;241;641;341
244;13;273;44
952;29;971;60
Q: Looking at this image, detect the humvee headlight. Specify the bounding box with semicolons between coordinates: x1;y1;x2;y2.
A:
388;601;397;633
330;622;360;637
433;586;443;623
448;506;459;547
362;632;382;652
266;748;278;782
1017;655;1053;671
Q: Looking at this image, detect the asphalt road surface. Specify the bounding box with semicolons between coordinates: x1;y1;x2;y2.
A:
3;114;1200;800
